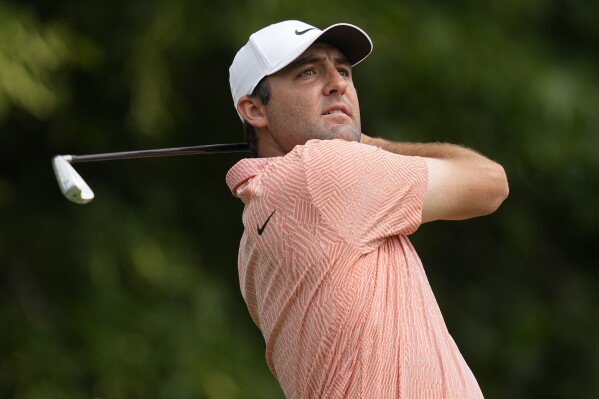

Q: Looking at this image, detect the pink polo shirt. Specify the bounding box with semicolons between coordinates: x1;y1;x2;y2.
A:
226;139;483;398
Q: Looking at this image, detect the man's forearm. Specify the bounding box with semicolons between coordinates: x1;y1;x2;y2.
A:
361;134;479;160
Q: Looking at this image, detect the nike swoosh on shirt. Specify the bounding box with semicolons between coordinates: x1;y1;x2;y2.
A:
257;210;276;236
295;28;317;35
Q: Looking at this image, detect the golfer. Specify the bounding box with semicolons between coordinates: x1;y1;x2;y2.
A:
226;20;508;398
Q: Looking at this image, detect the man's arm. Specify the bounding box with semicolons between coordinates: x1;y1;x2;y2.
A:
361;134;509;223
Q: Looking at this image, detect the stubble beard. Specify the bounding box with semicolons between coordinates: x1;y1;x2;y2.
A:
266;100;361;152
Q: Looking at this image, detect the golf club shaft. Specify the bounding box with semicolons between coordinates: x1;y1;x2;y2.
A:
68;143;249;164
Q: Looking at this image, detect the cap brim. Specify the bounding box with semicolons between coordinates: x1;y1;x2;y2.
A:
317;23;373;67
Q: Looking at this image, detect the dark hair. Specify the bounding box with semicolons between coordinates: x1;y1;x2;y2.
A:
243;77;271;157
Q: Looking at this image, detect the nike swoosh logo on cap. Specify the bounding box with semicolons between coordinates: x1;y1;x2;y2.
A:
295;27;317;35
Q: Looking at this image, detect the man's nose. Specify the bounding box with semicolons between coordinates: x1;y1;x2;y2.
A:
323;67;348;96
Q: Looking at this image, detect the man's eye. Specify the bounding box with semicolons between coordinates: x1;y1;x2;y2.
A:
300;69;315;77
338;68;351;77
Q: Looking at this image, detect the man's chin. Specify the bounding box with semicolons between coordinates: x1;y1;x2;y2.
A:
327;124;361;142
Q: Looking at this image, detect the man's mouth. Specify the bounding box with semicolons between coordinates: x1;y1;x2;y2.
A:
322;105;350;117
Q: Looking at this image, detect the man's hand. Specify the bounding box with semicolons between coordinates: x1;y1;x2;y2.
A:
361;133;509;223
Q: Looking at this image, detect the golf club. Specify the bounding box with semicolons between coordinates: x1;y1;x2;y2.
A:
52;143;249;204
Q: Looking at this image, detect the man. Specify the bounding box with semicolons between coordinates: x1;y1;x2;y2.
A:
226;20;508;398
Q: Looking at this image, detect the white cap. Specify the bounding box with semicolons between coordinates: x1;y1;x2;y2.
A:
229;20;373;119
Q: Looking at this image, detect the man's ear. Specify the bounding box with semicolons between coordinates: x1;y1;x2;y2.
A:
237;96;268;128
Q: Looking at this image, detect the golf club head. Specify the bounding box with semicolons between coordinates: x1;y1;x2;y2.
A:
52;156;94;204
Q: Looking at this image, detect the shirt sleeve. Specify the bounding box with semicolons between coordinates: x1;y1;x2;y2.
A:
302;139;428;251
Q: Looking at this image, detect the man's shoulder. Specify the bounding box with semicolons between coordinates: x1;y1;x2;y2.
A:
303;138;363;150
226;139;370;192
226;149;307;196
226;157;273;194
301;139;373;162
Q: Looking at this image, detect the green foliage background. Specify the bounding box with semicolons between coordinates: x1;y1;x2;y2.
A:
0;0;597;398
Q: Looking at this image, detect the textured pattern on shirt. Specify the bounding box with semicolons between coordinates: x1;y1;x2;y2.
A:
226;139;483;399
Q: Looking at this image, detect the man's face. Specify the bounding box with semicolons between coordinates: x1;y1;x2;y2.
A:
261;43;362;154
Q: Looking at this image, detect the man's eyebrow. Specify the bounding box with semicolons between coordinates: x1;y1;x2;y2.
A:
284;54;352;71
333;56;352;68
286;55;325;71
